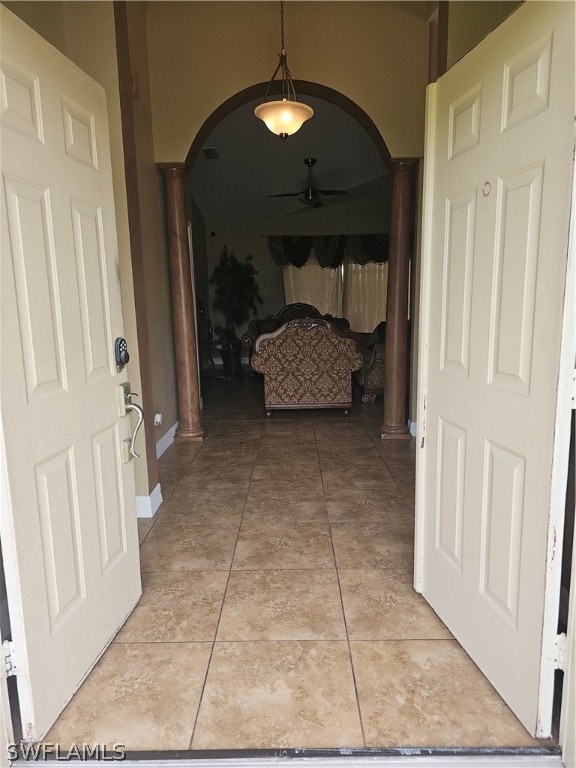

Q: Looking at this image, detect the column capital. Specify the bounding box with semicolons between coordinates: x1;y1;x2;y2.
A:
390;157;420;167
156;162;186;178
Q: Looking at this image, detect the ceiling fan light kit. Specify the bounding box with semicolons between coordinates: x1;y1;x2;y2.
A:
268;157;348;209
255;1;314;140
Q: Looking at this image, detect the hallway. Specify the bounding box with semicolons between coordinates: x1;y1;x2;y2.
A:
45;378;546;752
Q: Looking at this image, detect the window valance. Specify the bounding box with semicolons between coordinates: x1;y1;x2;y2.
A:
267;234;389;269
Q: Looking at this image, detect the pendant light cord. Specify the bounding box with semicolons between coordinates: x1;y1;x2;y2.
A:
262;0;298;103
254;0;314;137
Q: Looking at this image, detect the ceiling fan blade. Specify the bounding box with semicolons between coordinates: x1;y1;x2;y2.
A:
268;158;348;208
280;205;317;218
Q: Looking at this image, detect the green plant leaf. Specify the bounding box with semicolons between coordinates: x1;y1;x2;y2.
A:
210;246;264;330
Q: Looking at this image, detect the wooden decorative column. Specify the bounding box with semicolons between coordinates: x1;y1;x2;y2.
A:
381;160;415;439
158;163;204;441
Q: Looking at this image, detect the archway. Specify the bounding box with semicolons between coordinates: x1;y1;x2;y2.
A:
158;81;416;438
185;80;392;169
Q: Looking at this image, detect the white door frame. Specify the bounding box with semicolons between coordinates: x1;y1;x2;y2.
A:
557;163;576;768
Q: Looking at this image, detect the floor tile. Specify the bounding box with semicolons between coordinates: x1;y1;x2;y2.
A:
233;519;335;570
137;518;154;544
339;570;451;640
191;453;258;469
261;423;316;438
330;522;414;577
200;439;261;454
217;570;346;641
316;445;382;463
161;494;245;524
202;436;260;458
251;463;321;483
192;641;364;749
243;492;328;522
326;494;410;523
177;465;253;491
46;643;212;750
324;486;409;504
254;449;319;465
249;472;324;492
351;640;542;747
313;423;372;438
114;571;228;642
139;519;239;571
321;465;397;491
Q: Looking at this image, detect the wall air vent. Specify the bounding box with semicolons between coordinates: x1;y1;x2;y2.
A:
203;147;220;160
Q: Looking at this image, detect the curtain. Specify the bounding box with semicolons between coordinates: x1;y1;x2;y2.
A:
343;259;388;332
268;234;389;268
282;255;343;317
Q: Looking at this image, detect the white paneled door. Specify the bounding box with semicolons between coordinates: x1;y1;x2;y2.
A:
0;9;141;740
416;1;574;738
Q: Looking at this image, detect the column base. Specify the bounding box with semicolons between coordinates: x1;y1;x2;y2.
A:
380;424;411;440
174;427;205;442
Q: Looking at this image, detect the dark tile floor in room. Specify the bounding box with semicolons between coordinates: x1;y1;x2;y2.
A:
46;375;543;751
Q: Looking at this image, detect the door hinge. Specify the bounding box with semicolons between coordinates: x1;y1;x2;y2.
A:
571;369;576;410
2;640;19;677
553;632;567;671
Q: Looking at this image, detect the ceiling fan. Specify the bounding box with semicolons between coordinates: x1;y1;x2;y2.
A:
268;157;347;208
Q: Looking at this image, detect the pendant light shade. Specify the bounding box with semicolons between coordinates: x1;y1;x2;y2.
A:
255;2;313;140
254;99;313;140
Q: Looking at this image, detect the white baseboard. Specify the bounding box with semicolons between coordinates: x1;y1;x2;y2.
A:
409;420;417;437
156;421;179;458
136;482;163;519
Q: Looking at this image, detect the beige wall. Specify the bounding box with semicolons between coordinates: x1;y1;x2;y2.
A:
447;1;522;68
144;2;430;162
2;0;67;51
126;3;179;440
2;0;150;497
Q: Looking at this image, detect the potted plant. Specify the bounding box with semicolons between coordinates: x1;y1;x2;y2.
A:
209;246;264;375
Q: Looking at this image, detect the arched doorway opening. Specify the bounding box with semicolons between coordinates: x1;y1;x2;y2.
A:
159;81;416;438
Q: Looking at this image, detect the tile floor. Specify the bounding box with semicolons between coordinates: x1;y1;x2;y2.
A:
45;376;548;752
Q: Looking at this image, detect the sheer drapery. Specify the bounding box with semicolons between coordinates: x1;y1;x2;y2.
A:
282;256;343;317
343;260;388;332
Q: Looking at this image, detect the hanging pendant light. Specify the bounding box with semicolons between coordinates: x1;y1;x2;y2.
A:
254;0;313;141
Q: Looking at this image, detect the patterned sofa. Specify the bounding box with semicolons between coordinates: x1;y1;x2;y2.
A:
251;318;364;416
242;302;351;365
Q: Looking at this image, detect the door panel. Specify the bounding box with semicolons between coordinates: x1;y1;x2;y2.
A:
416;1;574;736
0;9;141;740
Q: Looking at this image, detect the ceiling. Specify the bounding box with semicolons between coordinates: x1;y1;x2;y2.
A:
188;93;392;236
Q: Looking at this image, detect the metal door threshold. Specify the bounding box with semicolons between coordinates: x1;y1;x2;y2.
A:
29;745;563;768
